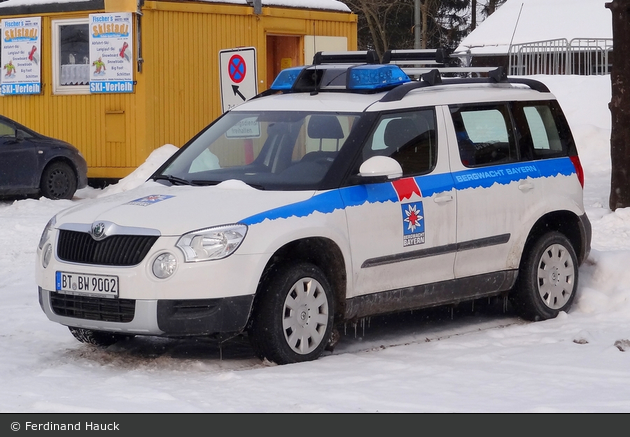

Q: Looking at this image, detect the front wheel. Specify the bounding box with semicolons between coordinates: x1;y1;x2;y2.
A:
511;231;579;321
248;262;334;365
40;161;77;200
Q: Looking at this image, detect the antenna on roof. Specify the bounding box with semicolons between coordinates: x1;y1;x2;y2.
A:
508;3;525;57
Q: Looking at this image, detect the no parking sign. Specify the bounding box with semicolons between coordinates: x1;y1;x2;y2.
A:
219;47;258;112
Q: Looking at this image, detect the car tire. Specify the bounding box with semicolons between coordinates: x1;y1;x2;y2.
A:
248;261;334;365
40;161;77;200
68;327;134;347
511;231;579;321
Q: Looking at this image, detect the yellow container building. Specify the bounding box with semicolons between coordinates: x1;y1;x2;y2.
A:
0;0;357;180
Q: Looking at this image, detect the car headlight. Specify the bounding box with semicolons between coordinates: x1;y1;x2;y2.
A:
176;224;248;262
38;215;57;250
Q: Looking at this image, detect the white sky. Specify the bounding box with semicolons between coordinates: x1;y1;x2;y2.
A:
456;0;612;55
2;74;630;412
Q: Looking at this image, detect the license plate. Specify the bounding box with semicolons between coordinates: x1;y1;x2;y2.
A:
55;271;119;298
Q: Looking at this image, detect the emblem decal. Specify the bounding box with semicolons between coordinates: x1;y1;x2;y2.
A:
401;201;425;247
91;222;107;241
126;195;175;207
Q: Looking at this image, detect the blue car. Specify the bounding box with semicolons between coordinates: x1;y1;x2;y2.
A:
0;114;88;200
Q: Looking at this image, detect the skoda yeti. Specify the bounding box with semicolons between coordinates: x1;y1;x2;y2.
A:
36;50;591;364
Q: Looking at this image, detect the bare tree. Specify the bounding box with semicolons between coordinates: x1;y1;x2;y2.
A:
342;0;470;60
472;0;507;30
343;0;414;59
606;0;630;210
479;0;506;16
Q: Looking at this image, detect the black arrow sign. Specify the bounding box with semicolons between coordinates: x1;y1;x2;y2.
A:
232;85;246;101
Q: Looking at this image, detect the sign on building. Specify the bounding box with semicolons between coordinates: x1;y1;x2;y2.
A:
0;17;41;95
219;47;258;112
89;12;133;93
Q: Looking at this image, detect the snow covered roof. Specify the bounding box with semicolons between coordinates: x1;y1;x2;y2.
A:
455;0;612;56
0;0;351;13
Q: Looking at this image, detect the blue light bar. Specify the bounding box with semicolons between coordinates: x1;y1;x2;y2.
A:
270;67;304;90
347;64;411;90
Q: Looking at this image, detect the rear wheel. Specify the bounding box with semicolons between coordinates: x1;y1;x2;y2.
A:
68;327;134;347
40;161;77;200
511;231;578;321
249;262;334;365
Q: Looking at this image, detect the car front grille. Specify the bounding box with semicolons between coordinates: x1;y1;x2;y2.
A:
50;291;135;323
57;229;158;266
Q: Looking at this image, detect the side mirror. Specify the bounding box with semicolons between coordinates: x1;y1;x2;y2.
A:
359;156;403;179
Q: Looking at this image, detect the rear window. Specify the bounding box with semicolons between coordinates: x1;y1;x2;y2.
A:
512;100;577;160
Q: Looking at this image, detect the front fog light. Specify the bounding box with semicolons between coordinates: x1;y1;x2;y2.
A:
42;244;52;268
152;252;178;279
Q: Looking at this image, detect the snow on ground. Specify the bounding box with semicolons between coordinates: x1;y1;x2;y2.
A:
1;75;630;413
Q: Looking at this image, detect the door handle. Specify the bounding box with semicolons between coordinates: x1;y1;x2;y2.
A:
518;181;534;191
434;194;453;204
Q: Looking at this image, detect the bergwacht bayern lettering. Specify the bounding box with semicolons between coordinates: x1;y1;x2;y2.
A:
25;421;120;430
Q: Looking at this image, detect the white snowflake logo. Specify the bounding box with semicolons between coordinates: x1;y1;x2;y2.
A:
404;204;423;233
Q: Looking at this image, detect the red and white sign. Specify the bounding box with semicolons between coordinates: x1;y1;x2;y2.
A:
219;47;258;112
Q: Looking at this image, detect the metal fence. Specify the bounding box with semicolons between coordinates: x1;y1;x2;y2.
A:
508;38;613;75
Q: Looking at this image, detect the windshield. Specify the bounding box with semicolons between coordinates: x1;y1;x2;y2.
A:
156;111;361;190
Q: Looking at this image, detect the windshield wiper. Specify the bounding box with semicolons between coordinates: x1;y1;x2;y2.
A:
191;180;265;190
152;174;192;186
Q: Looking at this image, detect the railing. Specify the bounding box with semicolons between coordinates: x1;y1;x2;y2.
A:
508;38;613;75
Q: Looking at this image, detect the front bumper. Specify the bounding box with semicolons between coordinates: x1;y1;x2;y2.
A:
39;287;254;336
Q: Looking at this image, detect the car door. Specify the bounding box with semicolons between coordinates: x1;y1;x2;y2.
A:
341;108;457;299
446;103;543;279
0;119;39;193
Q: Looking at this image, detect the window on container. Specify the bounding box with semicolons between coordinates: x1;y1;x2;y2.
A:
52;19;90;95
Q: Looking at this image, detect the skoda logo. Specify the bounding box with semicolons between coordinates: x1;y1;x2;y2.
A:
91;222;107;240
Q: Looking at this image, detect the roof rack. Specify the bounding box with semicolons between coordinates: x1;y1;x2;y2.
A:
255;50;550;100
382;49;447;66
313;50;379;65
380;66;550;102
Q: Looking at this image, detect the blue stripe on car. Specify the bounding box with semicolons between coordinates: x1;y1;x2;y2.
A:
241;157;575;225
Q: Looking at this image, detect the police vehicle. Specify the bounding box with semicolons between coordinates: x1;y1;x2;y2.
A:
36;50;592;364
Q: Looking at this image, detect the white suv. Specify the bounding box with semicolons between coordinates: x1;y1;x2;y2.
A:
36;50;591;365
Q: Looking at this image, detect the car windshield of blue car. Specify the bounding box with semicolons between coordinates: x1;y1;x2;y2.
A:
158;111;361;190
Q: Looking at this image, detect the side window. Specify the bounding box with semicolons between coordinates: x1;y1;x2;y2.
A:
450;105;517;167
363;109;437;176
52;19;90;95
0;121;15;137
514;101;575;160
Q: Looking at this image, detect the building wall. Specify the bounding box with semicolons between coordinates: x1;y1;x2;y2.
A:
0;1;357;179
140;2;357;167
0;9;139;178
